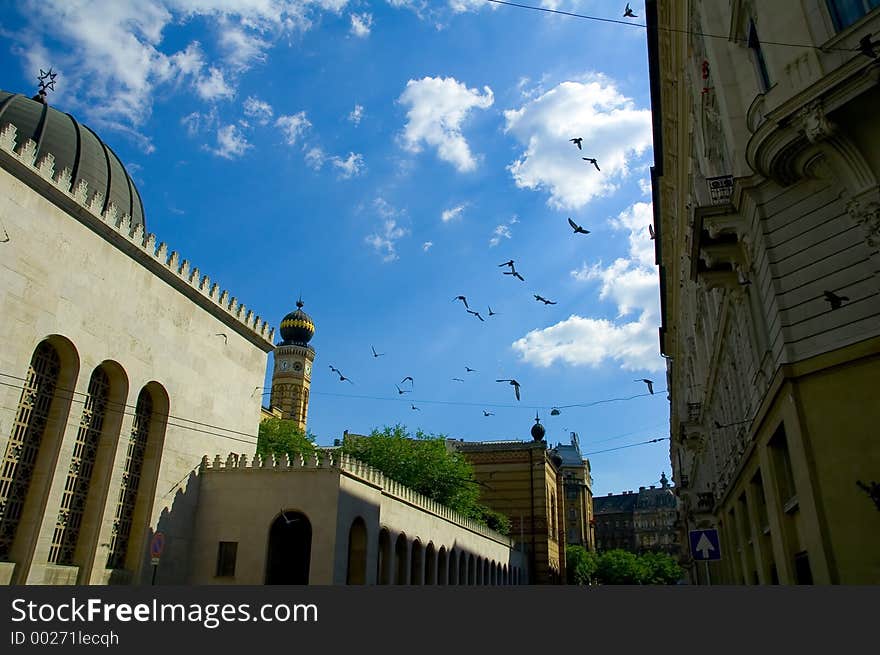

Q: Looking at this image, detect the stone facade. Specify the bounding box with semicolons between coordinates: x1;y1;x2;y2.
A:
549;433;595;550
594;476;678;555
648;0;880;583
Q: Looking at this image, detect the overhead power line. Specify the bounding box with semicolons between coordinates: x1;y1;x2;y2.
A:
484;0;860;53
582;437;669;456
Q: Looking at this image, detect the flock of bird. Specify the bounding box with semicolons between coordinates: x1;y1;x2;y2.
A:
319;124;665;415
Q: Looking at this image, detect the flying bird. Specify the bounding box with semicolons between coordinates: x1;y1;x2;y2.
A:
503;269;525;281
824;290;849;310
582;157;601;171
624;3;637;18
215;333;228;344
570;137;583;150
280;509;299;525
401;376;414;385
648;224;656;240
550;407;561;416
395;384;411;395
338;373;354;384
465;366;477;372
453;295;469;309
496;378;521;401
467;309;485;322
534;295;557;305
498;260;515;269
371;345;385;358
483;410;495;417
636;378;655;394
452;377;465;382
567;217;590;235
329;365;341;374
488;306;498;316
859;34;878;59
411;404;421;411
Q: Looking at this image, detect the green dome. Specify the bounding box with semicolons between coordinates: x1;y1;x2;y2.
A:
0;89;145;228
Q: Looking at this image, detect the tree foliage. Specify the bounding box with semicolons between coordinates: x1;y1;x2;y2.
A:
566;548;683;585
566;545;598;585
257;418;316;461
340;425;510;535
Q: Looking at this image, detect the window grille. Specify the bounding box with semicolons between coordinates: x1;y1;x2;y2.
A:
49;368;110;564
106;389;153;570
0;343;61;560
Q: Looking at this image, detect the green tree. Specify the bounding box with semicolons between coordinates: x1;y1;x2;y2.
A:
638;551;684;585
566;545;598;585
595;549;644;584
257;418;316;461
340;425;510;535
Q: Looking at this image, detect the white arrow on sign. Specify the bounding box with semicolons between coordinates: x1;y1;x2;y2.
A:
696;533;715;559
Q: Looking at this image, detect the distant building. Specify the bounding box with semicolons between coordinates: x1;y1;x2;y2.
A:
451;418;567;584
594;474;678;555
549;433;595;551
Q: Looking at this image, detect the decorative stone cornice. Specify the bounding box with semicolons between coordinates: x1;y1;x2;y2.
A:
797;99;835;144
0;122;275;351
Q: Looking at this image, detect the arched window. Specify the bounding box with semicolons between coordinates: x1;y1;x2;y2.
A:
410;539;423;585
346;517;367;585
377;528;391;585
0;338;77;566
467;553;475;585
394;533;408;584
437;546;447;586
424;542;436;585
106;383;168;574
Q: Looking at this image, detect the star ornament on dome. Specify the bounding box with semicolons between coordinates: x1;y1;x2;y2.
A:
37;68;58;95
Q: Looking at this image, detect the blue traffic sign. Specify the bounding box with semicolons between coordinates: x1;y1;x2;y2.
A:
689;529;721;561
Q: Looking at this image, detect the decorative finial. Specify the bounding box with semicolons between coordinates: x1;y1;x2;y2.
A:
296;295;304;309
34;68;58;104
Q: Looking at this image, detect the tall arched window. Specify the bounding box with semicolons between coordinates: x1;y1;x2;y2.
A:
0;339;77;566
49;366;111;565
377;528;391;585
346;517;367;585
106;384;168;574
394;533;408;585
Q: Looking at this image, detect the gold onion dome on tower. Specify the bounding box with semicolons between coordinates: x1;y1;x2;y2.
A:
279;299;315;346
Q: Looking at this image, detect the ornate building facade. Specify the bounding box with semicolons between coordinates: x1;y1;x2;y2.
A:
594;474;678;555
549;433;595;551
647;0;880;583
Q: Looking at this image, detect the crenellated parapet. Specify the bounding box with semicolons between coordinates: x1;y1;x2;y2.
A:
0;122;275;350
199;450;513;545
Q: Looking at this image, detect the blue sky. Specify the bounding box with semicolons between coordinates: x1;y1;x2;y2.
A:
1;0;670;495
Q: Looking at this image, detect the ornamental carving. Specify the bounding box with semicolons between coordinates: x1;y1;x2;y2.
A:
846;196;880;253
798;100;834;144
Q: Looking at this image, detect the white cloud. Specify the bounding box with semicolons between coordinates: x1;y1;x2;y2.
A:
275;112;311;145
7;0;353;147
218;20;269;71
398;76;494;173
243;96;273;125
441;204;467;223
348;103;365;125
366;219;409;262
489;214;518;247
422;241;433;252
513;201;662;372
210;123;252;159
504;75;653;209
181;108;218;136
350;12;373;37
196;66;235;100
330;152;365;178
305;146;326;170
639;176;652;197
489;225;511;247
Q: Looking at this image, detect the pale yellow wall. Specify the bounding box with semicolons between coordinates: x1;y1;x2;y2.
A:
0;154;272;585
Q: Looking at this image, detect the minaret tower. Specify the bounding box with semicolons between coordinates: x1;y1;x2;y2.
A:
270;298;316;432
